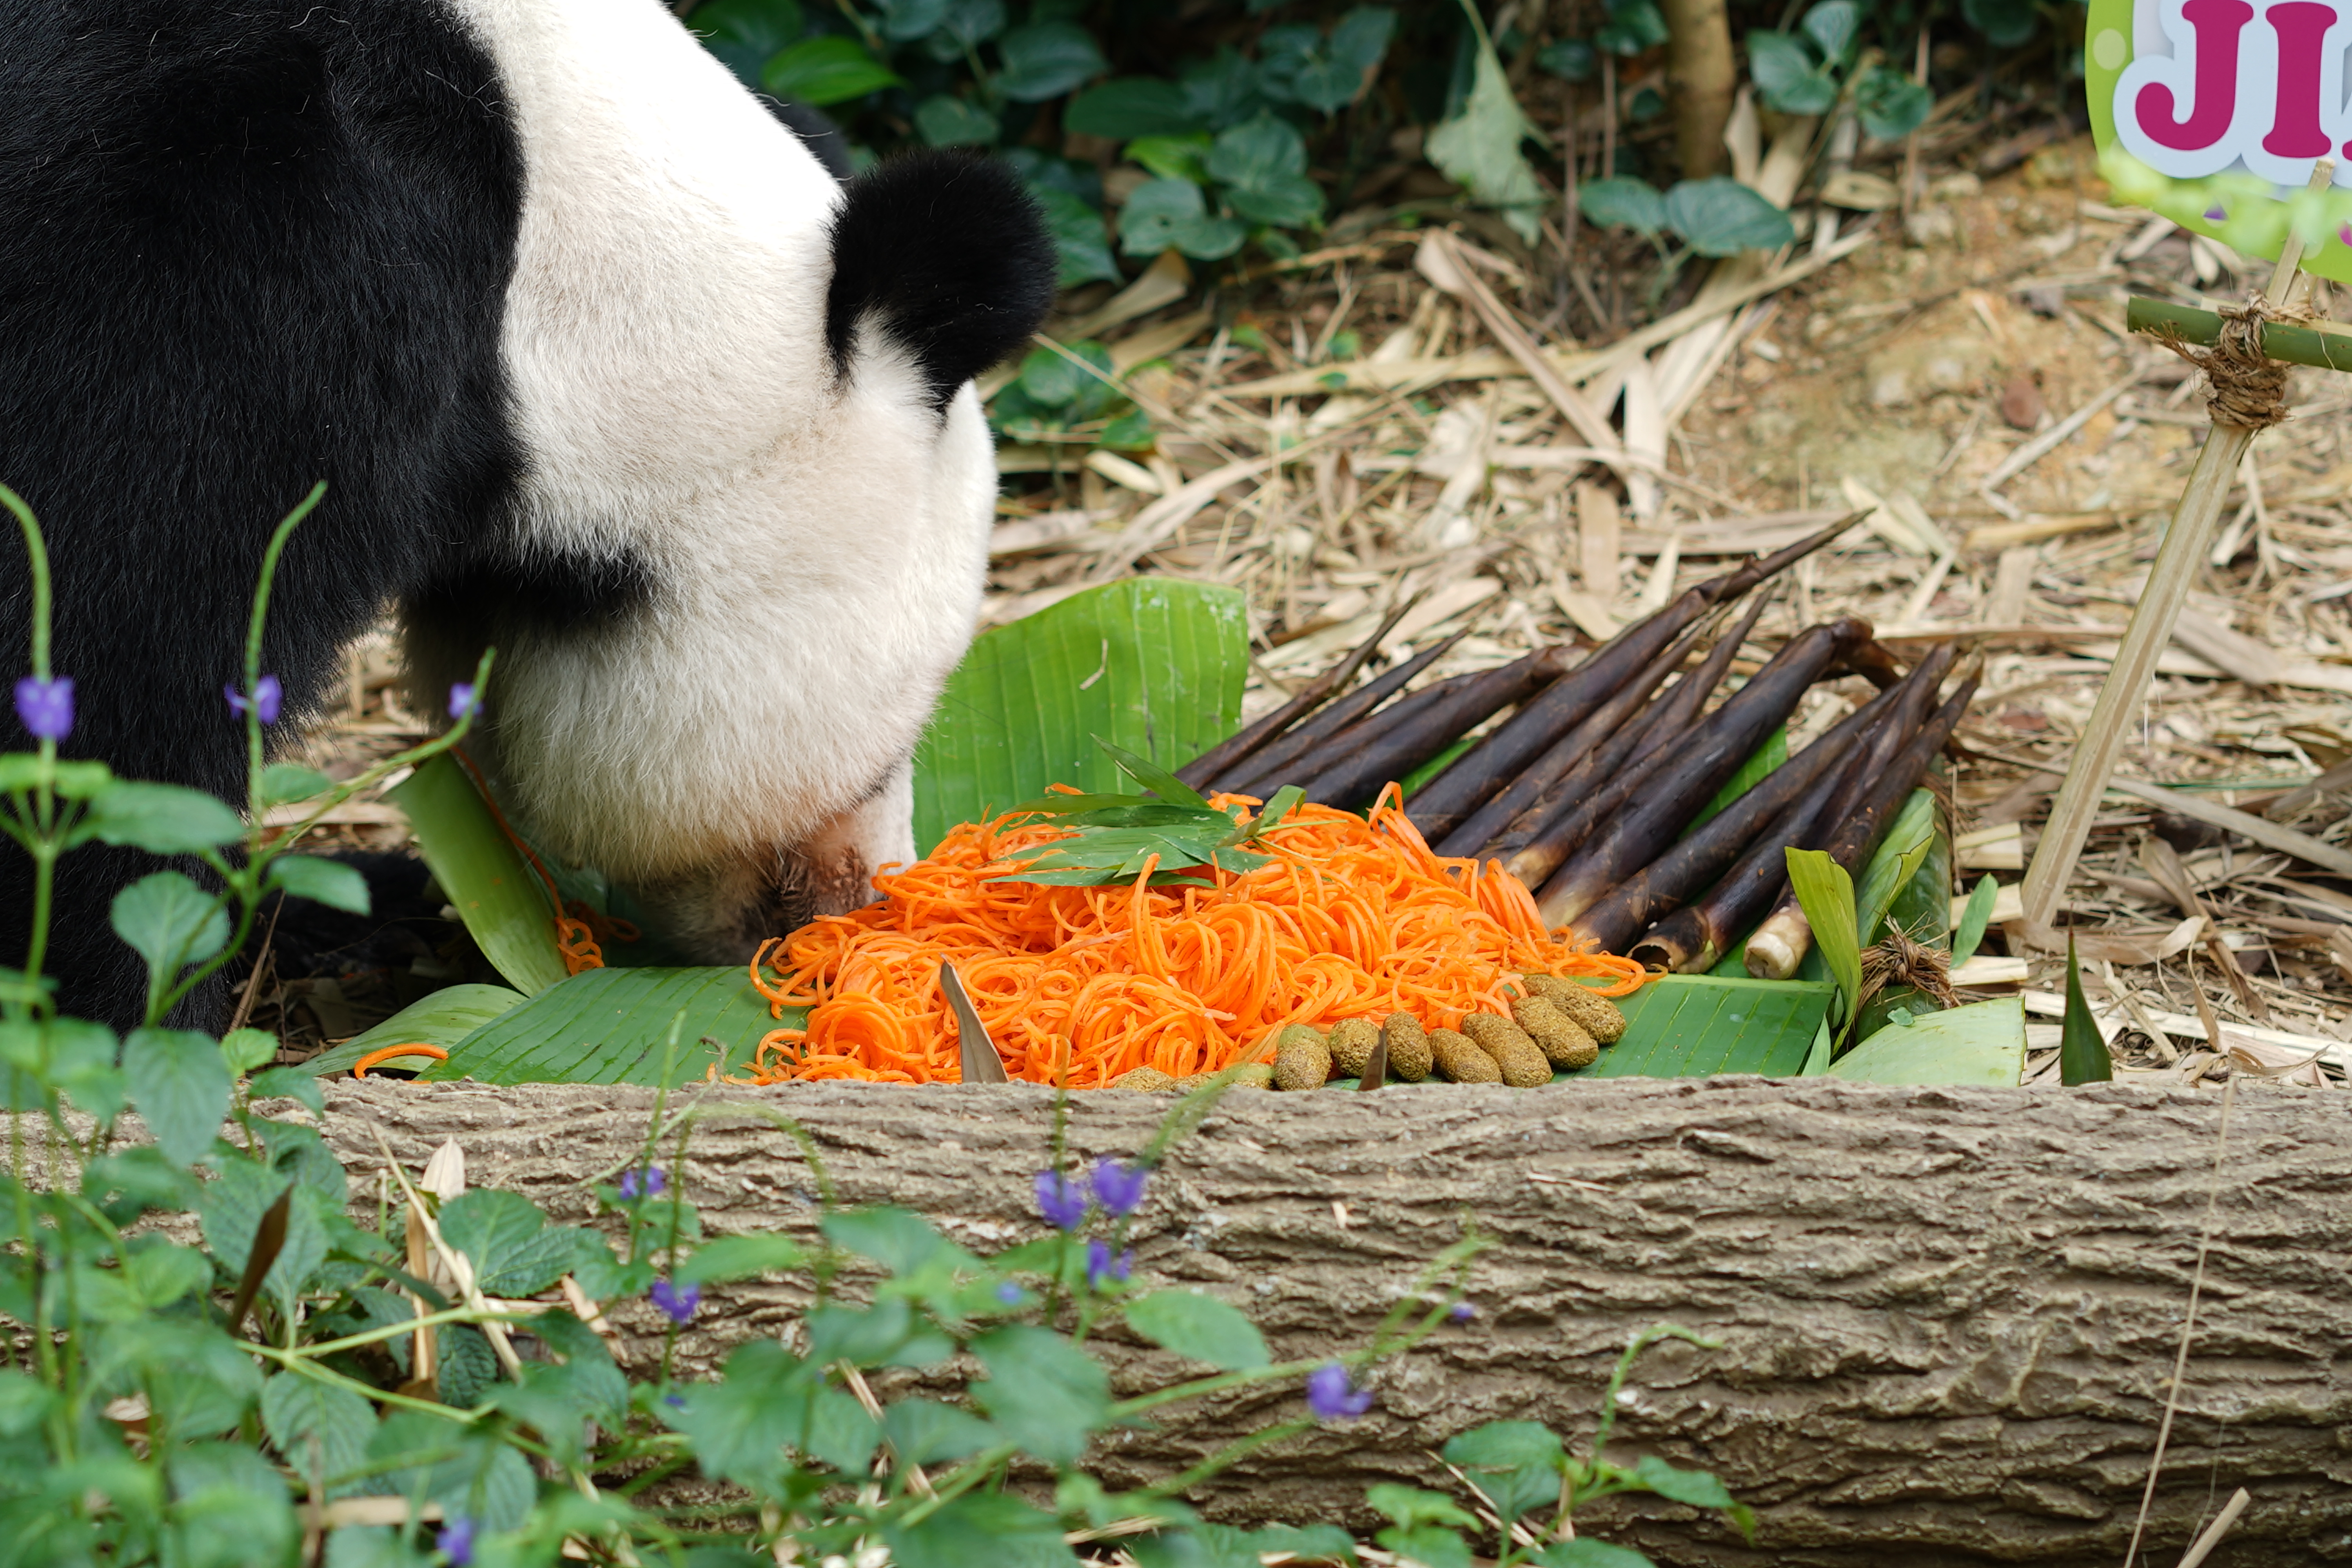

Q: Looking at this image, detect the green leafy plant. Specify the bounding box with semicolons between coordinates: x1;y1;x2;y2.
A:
996;740;1305;886
989;339;1154;449
1579;173;1794;267
1747;1;1931;142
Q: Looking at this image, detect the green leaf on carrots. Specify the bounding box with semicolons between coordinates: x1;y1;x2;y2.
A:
911;579;1247;856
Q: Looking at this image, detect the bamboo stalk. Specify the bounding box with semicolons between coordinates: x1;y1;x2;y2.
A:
1746;673;1981;980
2021;162;2332;933
1532;617;1872;925
1177;593;1420;787
2125;297;2352;372
1215;629;1472;797
1296;646;1574;808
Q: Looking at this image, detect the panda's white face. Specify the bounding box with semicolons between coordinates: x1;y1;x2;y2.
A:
412;0;1022;958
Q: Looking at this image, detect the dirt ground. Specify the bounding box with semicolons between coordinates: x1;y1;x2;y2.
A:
268;129;2352;1097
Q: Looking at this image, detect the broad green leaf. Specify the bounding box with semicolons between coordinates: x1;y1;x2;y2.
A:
1206;113;1306;186
127;1027;232;1166
1290;7;1394;113
912;579;1245;855
1579;176;1668;237
1592;975;1835;1078
971;1325;1112;1465
914;93;999;147
2060;936;2114;1084
1831;995;2026;1086
1481;1463;1563;1523
245;1067;324;1118
408;966;785;1086
1123;1289;1269;1369
762;36;901;107
805;1299;917;1367
882;1399;1001;1466
688;0;806;88
436;1323;499;1409
822;1206;973;1276
125;1239;211;1308
363;1413;534;1530
1952;874;2001;968
80;780;244;854
1784;849;1860;1027
1029;185;1121;287
1441;1420;1564;1472
111;872;229;980
122;1321;263;1438
1597;0;1670;54
1537;1541;1653;1568
1855;790;1938;947
1746;31;1831;113
167;1443;295;1568
1538;38;1597;80
661;1345;801;1488
1424;7;1547;243
873;0;946;41
261;1376;375;1497
1962;0;2040;46
888;1494;1078;1568
935;0;1006;50
1663;177;1795;257
0;1372;52;1437
1856;66;1933;142
1067;79;1205;140
439;1189;584;1297
256;764;335;807
995;22;1107;102
1367;1484;1479;1532
0;754;110;796
1800;0;1861;64
385;753;568;995
1128;133;1214;183
303;984;528;1076
1632;1454;1737;1508
1120;176;1248;259
220;1027;276;1073
1376;1528;1473;1568
677;1234;807;1286
268;854;370;914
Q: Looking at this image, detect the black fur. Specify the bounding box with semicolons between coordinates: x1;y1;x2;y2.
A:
408;544;658;640
0;0;526;1028
825;151;1058;412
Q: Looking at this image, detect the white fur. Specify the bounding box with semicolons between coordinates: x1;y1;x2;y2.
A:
437;0;995;913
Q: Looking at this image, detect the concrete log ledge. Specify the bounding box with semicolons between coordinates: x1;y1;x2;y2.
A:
313;1075;2352;1567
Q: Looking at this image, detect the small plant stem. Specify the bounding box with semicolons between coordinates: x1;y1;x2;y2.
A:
270;1305;526;1360
1140;1418;1314;1497
240;484;328;814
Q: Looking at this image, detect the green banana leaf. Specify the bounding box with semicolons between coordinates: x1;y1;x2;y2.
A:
304;984;529;1077
911;579;1246;854
1586;974;1837;1078
1829;995;2025;1085
407;967;802;1088
385;756;571;996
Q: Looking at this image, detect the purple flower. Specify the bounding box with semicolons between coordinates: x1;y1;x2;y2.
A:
225;674;282;725
1306;1362;1373;1421
2340;223;2352;249
2205;204;2228;222
448;681;479;719
1034;1170;1087;1231
437;1517;477;1566
1450;1300;1477;1322
1085;1239;1131;1292
1091;1157;1148;1217
995;1280;1024;1305
650;1279;700;1326
13;676;71;742
619;1166;666;1201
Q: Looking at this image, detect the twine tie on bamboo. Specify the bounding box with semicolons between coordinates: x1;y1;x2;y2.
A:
2157;294;2297;432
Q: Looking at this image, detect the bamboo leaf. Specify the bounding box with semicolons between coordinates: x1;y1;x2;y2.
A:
304;985;528;1077
1829;995;2025;1085
911;580;1246;856
1855;788;1937;945
2059;935;2114;1085
409;967;793;1088
384;755;570;995
1588;975;1835;1078
1784;848;1860;1025
1951;874;2000;967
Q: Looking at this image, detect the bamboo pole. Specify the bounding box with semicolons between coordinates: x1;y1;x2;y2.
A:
2020;162;2335;934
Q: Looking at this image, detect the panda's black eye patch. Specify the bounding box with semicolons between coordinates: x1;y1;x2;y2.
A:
411;544;654;634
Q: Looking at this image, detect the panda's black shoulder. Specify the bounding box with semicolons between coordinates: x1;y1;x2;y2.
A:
824;150;1057;412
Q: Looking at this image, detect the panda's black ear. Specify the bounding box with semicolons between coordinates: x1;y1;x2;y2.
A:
824;149;1058;412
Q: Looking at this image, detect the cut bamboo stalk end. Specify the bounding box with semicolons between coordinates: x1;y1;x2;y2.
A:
2020;159;2336;933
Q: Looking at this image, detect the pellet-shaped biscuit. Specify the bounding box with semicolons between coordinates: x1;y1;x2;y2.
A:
1429;1027;1501;1083
1521;973;1628;1043
1328;1018;1381;1078
1178;1062;1274;1090
1460;1012;1553;1087
1272;1024;1333;1091
1511;994;1600;1070
1112;1066;1178;1091
1381;1013;1433;1082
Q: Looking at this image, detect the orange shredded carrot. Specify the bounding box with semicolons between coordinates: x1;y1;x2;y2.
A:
739;785;1650;1088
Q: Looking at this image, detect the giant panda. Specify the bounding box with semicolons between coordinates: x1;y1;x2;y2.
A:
0;0;1057;1027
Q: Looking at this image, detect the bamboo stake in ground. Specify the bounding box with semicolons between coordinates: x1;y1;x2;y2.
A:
2019;160;2336;935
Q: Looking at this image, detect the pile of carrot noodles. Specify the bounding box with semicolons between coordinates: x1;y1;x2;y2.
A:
740;785;1648;1088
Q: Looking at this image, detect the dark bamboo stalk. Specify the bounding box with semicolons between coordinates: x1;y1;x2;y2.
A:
1686;509;1865;605
1295;645;1575;808
1430;604;1730;858
1614;588;1777;772
1566;677;1914;958
1530;617;1871;926
1403;590;1722;839
1606;645;1954;971
1177;594;1421;788
1241;667;1485;798
1829;637;1906;691
1744;673;1980;980
1214;629;1471;797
